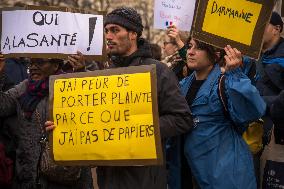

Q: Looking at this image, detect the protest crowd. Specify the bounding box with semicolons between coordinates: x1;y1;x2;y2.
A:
0;0;284;189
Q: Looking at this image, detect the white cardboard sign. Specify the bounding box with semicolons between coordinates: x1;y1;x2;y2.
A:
153;0;196;31
1;10;104;56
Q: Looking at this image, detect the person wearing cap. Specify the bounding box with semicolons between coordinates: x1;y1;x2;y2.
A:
95;7;193;189
256;11;284;110
241;11;284;186
43;6;193;189
243;11;284;95
0;53;93;189
258;11;284;147
243;11;284;109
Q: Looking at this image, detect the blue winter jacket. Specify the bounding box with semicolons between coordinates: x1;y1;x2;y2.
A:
180;65;266;189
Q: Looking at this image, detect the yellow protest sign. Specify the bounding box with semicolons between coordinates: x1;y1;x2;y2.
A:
202;0;262;45
49;65;163;166
192;0;276;59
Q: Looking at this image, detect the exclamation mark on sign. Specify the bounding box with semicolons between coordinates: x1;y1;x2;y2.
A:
87;17;97;51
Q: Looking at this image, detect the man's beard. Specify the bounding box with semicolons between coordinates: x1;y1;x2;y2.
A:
106;35;132;57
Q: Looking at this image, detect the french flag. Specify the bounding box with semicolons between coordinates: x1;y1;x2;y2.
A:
165;21;173;26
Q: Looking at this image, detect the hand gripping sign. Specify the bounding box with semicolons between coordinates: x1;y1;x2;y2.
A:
154;0;197;31
192;0;275;59
49;65;163;166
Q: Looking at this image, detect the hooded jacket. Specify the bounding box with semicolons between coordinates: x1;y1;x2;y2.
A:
97;38;193;189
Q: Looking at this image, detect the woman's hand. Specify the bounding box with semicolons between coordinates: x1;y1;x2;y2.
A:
167;25;184;49
223;45;243;73
45;121;56;132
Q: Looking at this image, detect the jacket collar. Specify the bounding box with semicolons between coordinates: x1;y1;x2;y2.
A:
194;65;220;102
264;37;284;58
180;64;221;101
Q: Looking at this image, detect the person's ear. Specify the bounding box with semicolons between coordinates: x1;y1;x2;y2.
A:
274;25;281;34
129;31;137;40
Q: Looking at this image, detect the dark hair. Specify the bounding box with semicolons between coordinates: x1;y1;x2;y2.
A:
187;37;218;64
165;38;178;46
150;43;162;61
216;49;226;67
49;58;64;65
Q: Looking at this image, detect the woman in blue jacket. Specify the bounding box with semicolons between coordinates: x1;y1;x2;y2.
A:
180;38;266;189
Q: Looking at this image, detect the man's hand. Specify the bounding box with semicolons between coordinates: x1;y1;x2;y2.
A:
223;45;243;73
67;51;86;71
0;52;5;74
167;25;184;49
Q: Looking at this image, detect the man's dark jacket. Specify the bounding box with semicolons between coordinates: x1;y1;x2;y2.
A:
270;90;284;144
243;37;284;140
97;39;193;189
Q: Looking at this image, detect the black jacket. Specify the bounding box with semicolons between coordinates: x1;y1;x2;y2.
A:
97;39;193;189
271;90;284;128
270;90;284;144
256;38;284;107
245;38;284;138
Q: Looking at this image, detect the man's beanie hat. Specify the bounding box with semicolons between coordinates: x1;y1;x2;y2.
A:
270;11;283;32
104;7;144;37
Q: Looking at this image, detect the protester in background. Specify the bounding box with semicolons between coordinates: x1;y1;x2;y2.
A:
257;11;284;109
255;11;284;121
243;11;284;132
0;53;93;189
241;12;284;186
180;38;266;189
163;26;192;189
162;25;190;80
46;7;193;189
1;3;30;183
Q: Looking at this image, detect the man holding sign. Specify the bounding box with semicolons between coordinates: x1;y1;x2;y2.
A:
46;7;193;189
